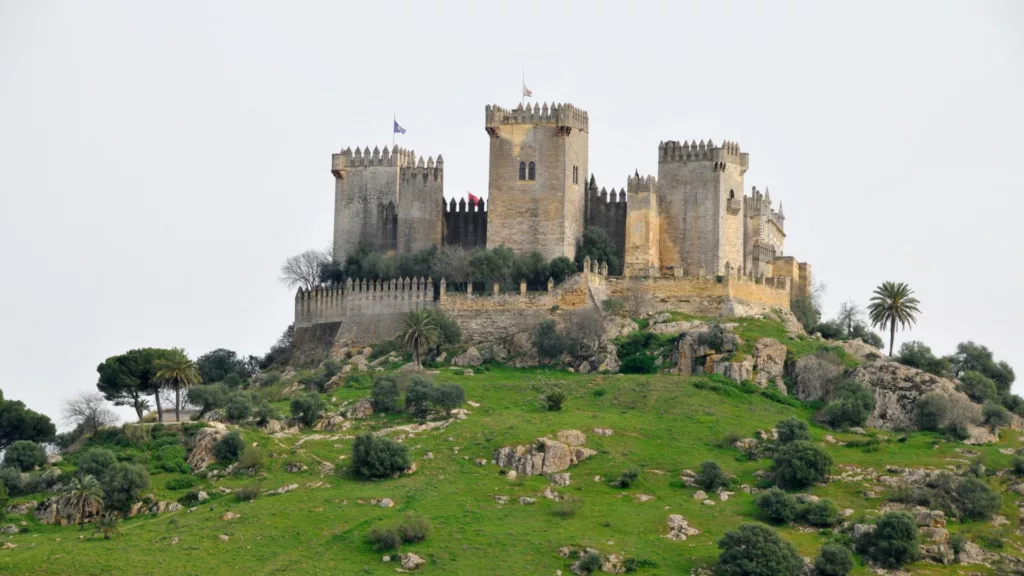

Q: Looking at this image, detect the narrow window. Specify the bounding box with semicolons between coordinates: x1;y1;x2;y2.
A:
528;161;536;180
519;161;526;181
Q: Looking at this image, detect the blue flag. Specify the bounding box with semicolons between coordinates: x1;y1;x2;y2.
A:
394;120;406;134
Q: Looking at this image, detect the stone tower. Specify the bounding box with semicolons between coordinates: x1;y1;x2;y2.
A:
623;174;659;277
330;145;444;264
657;140;748;276
743;186;786;277
484;102;589;260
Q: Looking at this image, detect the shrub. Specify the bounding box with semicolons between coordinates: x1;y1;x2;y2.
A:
695;460;730;491
601;298;625;315
2;441;45;472
77;448;117;479
814;544;853;576
755;488;799;523
552;497;582;518
950;533;967;557
958;477;1001;520
404;376;434;420
351;434;410;478
0;482;7;522
290;392;326;427
165;475;197;490
862;511;920;568
823;380;874;429
544;388;567;411
772;441;833;489
805;499;840;527
898;341;950;377
548;256;575;284
534;320;567;360
716;523;803;576
577;550;603;574
254;400;276;426
322;358;342;378
101;462;150;513
234;485;261;502
1013;455;1024;476
776;418;810;444
235;446;266;474
617;468;639;488
621;354;657;375
945;393;982;439
815;320;846;340
430;383;465;417
225;392;253;421
187;383;230;416
983;401;1011;429
895;470;999;521
371;376;401;412
368;526;401;551
959;371;998;403
916;392;950;431
396;513;430;544
622;557;657;572
213;431;245;464
154;445;190;473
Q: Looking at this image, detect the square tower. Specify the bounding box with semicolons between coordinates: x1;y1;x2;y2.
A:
624;174;660;277
484;103;589;261
657;140;748;276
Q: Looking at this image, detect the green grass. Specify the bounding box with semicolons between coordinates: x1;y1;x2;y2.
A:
2;368;1021;574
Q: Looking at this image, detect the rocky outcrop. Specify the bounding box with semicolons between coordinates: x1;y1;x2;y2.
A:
345;399;374;419
672;333;714;377
186;422;227;471
452;347;483;367
312;414;349;432
789;354;845;402
587;343;621;373
713;356;753;384
665;514;700;541
753;338;787;388
400;553;425;570
35;495;101;526
958;541;995;564
963;424;998;445
650;320;704;337
556;430;587;446
840;338;884;361
604;317;638;341
850;361;970;430
493;435;597;476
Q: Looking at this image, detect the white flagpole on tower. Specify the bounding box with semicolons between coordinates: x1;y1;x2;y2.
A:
522;66;525;108
393;114;395;148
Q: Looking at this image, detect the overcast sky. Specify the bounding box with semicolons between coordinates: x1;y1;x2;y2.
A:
1;1;1022;424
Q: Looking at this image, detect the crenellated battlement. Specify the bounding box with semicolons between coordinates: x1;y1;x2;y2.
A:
445;197;487;213
627;174;656;195
592;186;627;204
332;145;446;179
294;277;434;327
743;186;785;231
658;139;749;172
399;155;444;182
485;102;589;133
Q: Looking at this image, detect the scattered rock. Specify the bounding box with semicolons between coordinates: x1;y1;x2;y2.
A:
840;338;885;362
693;490;707;501
221;512;241;521
556;430;587;446
493;495;509;505
1;525;17;534
401;553;425;571
218;534;230;542
345;399;374;420
264;484;298;496
519;497;536;505
550;473;571;487
382;555;391;562
665;514;700;541
507;470;517;480
592;427;613;437
452;347;483;367
5;501;37;516
375;498;394;508
919;527;949;544
474;458;487;466
718;491;733;501
312;415;349;432
702;499;715;506
958;541;993;564
423;452;434;460
493;437;596;476
542;487;561;501
2;542;17;550
635;494;655;502
196;491;209;503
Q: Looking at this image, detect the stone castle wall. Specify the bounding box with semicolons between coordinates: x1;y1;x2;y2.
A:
442;198;487;249
584;185;626;269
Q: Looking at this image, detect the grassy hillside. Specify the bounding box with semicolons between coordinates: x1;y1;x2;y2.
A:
2;325;1021;574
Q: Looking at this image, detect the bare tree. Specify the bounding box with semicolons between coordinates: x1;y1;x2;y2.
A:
62;391;118;437
565;308;606;358
433;245;470;290
835;299;863;335
624;280;653;318
279;248;331;290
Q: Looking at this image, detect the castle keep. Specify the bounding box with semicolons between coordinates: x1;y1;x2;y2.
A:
330;101;809;288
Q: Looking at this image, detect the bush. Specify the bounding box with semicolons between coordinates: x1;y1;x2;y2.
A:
983;401;1011;429
814;544;853;576
823;380;874;429
958;477;1001;520
772;441;833;489
755;488;799;523
235;446;266;474
77;448;117;479
165;475;197;490
620;354;657;374
622;557;657;572
101;462;150;513
601;298;625;315
322;358;342;378
154;445;190;473
290;392;326;427
187;384;230;416
430;382;465;417
862;511;920;568
534;320;567;360
254;400;276;426
805;499;840;527
895;470;1000;521
1013;456;1024;476
2;441;45;472
0;482;7;522
950;533;967;557
405;376;434;420
351;434;411;478
396;513;430;544
225;392;254;421
716;523;803;576
371;376;401;413
548;256;575;284
916;392;950;431
898;341;950;377
577;550;603;574
234;485;261;502
368;526;401;551
776;418;810;444
959;371;998;403
544;388;567;411
815;320;845;340
617;468;639;488
552;497;582;518
431;310;462;351
695;460;730;491
213;431;245;464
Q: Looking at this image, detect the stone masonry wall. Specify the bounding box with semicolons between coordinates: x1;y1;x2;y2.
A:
333;163;400;264
397;163;444;253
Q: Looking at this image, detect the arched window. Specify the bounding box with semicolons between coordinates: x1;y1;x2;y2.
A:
728;189;735;199
518;161;526;181
528;161;536;181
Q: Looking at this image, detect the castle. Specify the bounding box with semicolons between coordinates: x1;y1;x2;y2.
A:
329;101;809;292
297;101;811;355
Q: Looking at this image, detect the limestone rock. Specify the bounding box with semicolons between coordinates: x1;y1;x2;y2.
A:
752;338;787;388
474;458;487;466
849;360;968;430
702;499;715;506
493;495;509;505
912;507;946;528
601;553;625;574
542;487;561;500
285;462;308;473
958;541;993;564
921;543;954;564
963;424;998;445
196;491;209;503
5;501;37;516
550;473;571;486
840;338;884;361
852;524;875;540
493;437;595;476
264;484;298;496
2;542;17;549
604;316;639;341
665;514;700;541
789;355;845;402
919;527;949;544
713;356;753;384
218;534;230;542
259;419;285;434
186;422;227;471
509;351;539;368
693;490;707;501
556;430;587;446
519;497;536;505
345;398;374;419
635;494;655;502
376;498;394;508
1;524;18;534
313;415;348;432
221;511;241;521
452;347;483;367
650;320;705;337
35;494;102;526
592;427;613;436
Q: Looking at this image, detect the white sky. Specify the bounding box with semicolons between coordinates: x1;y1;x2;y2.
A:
1;1;1022;424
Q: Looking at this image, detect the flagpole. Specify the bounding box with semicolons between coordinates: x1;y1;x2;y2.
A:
521;66;524;108
393;114;395;148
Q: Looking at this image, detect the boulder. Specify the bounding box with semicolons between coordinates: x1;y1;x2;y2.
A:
958;541;993;564
312;415;348;432
789;355;845;402
921;543;954;565
550;473;571;487
509;351;539;368
285;462;308;473
963;424;998;445
518;497;536;505
542;487;561;501
592;427;613;436
264;484;298;496
1;524;18;534
665;514;700;541
196;491;209;503
840;338;884;361
35;494;101;526
493;437;595;476
493;495;509;505
601;553;625;574
912;507;946;528
186;422;227;471
259;419;285;434
713;356;753;384
221;512;241;521
5;501;37;516
849;361;970;430
218;534;230;542
2;542;17;550
556;430;587;446
753;338;787;388
345;399;373;420
452;347;483;367
650;320;705;337
919;527;949;544
604;316;639;340
693;490;707;501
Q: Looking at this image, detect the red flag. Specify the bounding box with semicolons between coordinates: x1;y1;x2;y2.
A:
468;192;480;206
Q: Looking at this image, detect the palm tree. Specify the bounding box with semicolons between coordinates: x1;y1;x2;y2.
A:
65;474;104;530
867;281;921;356
397;309;440;367
156;348;202;422
91;512;121;540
